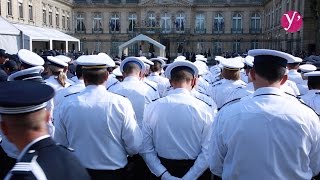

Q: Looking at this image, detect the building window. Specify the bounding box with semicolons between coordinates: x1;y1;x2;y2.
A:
56;8;60;27
42;6;46;24
62;12;66;29
213;40;222;54
49;7;53;25
161;12;171;33
7;0;12;16
250;13;261;33
28;1;33;20
110;13;120;32
146;12;156;28
18;1;23;18
233;40;241;53
175;12;185;32
76;13;86;32
67;14;70;30
232;13;242;33
93;13;103;32
213;13;224;33
195;13;205;33
128;13;137;32
251;40;259;49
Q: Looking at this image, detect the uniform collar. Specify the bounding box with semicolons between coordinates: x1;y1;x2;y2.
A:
308;89;320;94
150;72;160;76
85;84;106;91
76;79;84;84
253;87;284;97
167;88;191;96
123;76;140;82
17;135;50;161
288;69;299;73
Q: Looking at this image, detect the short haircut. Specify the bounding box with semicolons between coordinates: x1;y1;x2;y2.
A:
150;61;162;72
123;62;141;74
1;109;46;132
308;76;320;89
75;65;83;79
253;61;286;83
82;68;107;85
222;68;240;81
170;66;194;82
287;63;300;69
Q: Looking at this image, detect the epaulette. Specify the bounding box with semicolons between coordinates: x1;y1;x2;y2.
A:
56;143;74;152
197;90;210;97
193;94;213;107
64;92;80;98
144;82;157;92
106;81;119;90
212;81;222;87
236;86;244;90
284;92;297;98
218;98;241;111
316;92;320;95
298;99;320;116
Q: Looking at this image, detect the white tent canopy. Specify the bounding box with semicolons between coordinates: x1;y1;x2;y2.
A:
118;34;166;57
0;17;21;53
13;23;80;52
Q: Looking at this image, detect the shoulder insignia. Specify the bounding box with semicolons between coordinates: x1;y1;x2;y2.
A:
193;94;212;107
316;92;320;95
236;86;243;90
197;90;210;97
218;98;241;111
56;143;75;152
11;155;48;180
106;81;119;90
64;92;80;98
144;82;157;92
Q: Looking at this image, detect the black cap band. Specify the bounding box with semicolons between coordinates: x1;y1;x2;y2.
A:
253;55;288;68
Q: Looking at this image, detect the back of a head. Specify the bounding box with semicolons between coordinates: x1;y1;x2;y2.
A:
222;68;240;81
170;66;194;83
75;65;83;79
253;55;287;83
123;62;141;76
82;68;108;85
150;61;162;73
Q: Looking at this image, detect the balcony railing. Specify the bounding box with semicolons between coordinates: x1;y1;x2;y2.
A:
75;28;86;33
249;28;262;34
231;28;243;34
92;28;103;34
127;27;191;34
213;27;225;34
195;28;206;34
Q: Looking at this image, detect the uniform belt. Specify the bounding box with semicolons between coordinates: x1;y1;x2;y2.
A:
158;156;195;178
86;167;126;180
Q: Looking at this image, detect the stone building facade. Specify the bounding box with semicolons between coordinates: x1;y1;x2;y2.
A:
1;0;318;57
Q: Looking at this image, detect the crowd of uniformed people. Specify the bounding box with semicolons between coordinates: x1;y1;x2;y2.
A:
0;47;320;180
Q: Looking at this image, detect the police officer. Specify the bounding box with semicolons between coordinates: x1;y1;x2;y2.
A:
208;57;247;109
141;60;214;180
45;56;71;91
209;49;320;179
54;55;142;180
0;81;90;180
300;71;320;115
148;58;170;97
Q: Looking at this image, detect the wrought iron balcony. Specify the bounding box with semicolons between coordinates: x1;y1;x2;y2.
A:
213;27;225;34
231;28;243;34
92;28;103;34
249;28;262;34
